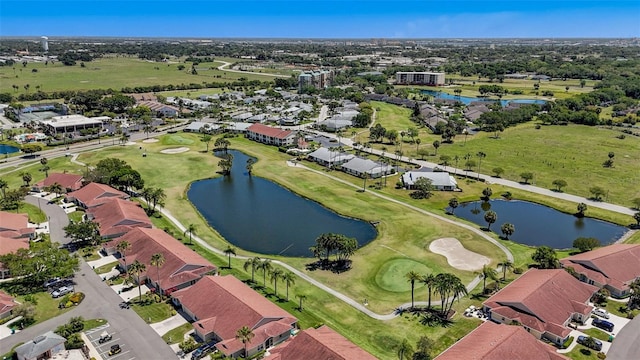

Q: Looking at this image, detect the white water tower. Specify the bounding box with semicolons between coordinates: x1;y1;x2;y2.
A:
41;36;49;52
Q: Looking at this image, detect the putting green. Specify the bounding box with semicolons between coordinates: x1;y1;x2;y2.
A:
161;135;195;145
375;258;434;292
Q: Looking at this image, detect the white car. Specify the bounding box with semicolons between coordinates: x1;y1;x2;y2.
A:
592;308;610;319
52;286;73;298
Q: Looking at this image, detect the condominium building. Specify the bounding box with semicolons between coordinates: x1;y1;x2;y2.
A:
395;71;445;86
298;70;333;90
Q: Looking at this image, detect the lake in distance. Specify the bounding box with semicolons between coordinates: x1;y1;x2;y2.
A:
455;199;627;249
188;150;377;257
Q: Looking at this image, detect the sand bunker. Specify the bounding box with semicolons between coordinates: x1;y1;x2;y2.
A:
160;147;189;154
124;141;137;146
429;238;490;271
142;138;159;143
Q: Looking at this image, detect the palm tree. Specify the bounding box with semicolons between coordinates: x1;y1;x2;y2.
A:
150;253;165;300
282;272;296;301
184;224;196;245
435;273;468;318
406;271;422;309
47;183;63;198
478;265;498;294
116;240;131;273
128;260;147;301
476;151;486;174
448;197;459;215
500;223;515;240
40;157;49;177
246;158;255;176
396;339;413;360
484;210;497;230
270;268;283;297
223;246;236;269
20;172;32;187
259;259;272;287
297;293;307;311
243;257;261;283
421;274;436;309
0;179;8;199
498;260;513;281
235;326;255;358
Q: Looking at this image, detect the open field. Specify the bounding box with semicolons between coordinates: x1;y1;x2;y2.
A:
365;102;640;207
0;57;279;95
410;76;596;101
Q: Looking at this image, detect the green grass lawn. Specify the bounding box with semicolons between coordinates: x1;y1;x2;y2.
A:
162;323;193;344
84;318;108;331
20;203;47;223
566;346;602;360
130;297;175;324
581;327;610;341
15;291;73;324
68;210;85;223
93;261;118;275
364;103;639;208
0;57;279;95
603;300;639;318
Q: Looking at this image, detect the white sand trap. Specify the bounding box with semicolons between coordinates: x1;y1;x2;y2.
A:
142;138;159;143
160;147;189;154
124;141;137;146
429;238;491;271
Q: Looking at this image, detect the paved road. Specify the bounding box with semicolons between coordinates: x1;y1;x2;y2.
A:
607;314;640;360
25;195;71;244
0;209;176;359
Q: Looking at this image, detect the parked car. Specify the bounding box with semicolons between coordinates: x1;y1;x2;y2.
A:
592;317;615;332
577;335;603;351
191;343;215;360
592;308;611;319
43;277;61;288
51;286;73;298
98;332;113;344
109;344;121;356
119;301;130;309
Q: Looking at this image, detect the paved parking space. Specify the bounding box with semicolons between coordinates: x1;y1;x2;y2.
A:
85;324;136;360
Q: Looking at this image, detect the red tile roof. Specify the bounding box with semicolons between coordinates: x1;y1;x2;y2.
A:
560;244;640;292
0;235;30;256
107;228;216;291
0;211;33;239
216;320;294;356
87;198;151;237
269;325;377;360
435;321;569;360
0;290;17;318
66;182;128;208
172;275;296;341
247;124;293;139
484;269;597;337
35;173;84;192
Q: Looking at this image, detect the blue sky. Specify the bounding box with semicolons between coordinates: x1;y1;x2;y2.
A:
1;0;639;38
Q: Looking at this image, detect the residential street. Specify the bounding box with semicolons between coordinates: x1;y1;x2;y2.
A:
24;195;71;244
0;205;177;360
607;314;640;360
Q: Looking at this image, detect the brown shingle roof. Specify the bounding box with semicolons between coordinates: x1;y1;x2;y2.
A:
66;182;128;208
435;321;569;360
270;325;377;360
0;235;30;256
560;244;640;292
172;275;296;341
0;211;33;239
108;228;216;291
0;290;17;318
484;269;597;337
35;173;84;192
87;198;151;237
247;124;293;139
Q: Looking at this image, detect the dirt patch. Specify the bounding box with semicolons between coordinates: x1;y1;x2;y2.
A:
160;147;189;154
142;139;159;143
429;238;490;271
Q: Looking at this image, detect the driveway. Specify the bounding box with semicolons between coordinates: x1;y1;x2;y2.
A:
150;314;188;337
25;195;71;244
607;314;640;360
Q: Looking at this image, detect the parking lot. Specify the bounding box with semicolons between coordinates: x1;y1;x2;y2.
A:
85;324;136;360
